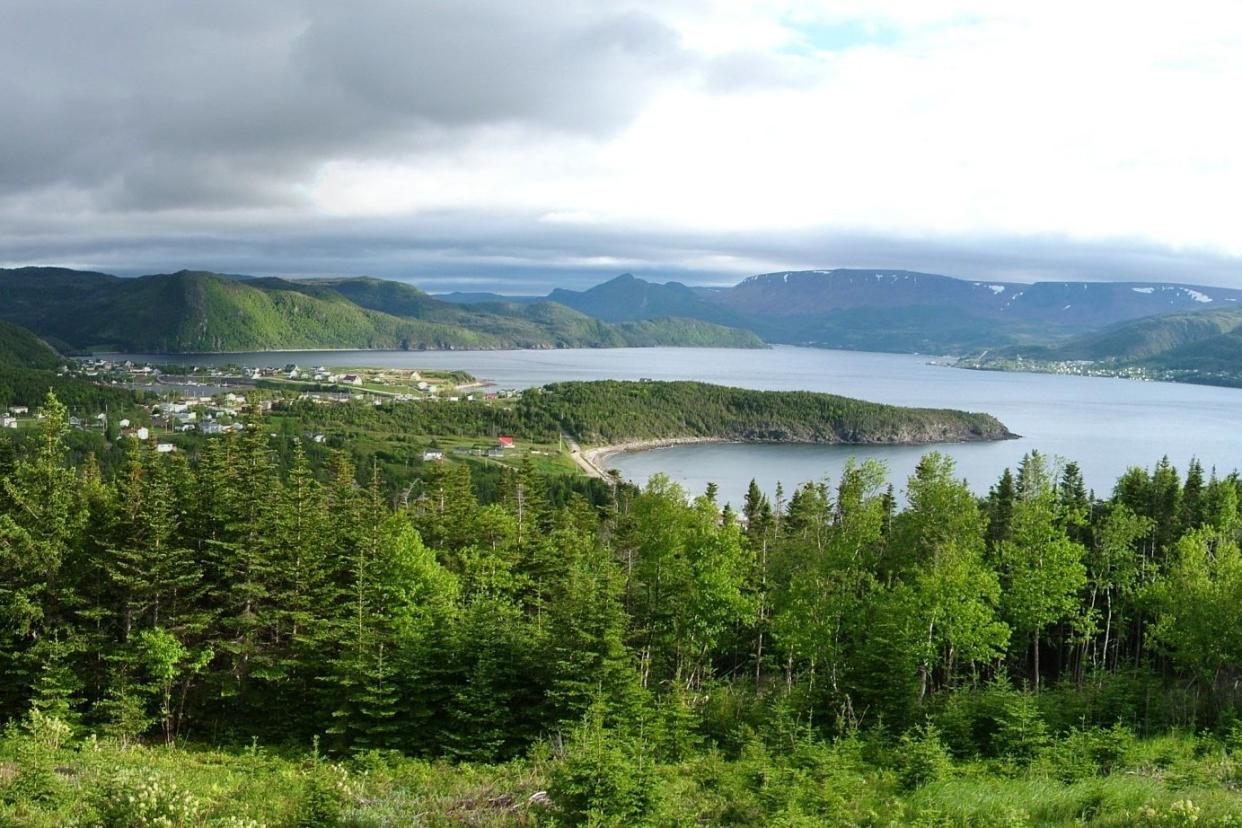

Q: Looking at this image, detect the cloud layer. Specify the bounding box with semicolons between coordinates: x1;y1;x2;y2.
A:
3;1;1241;289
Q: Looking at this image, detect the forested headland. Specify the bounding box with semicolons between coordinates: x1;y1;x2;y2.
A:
2;392;1242;824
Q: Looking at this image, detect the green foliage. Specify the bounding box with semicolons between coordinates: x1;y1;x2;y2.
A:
95;770;202;827
895;722;954;789
0;320;62;370
0;390;1239;822
0;269;763;353
528;380;1012;445
547;704;658;826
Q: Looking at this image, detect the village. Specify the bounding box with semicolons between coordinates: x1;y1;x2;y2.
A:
7;358;539;466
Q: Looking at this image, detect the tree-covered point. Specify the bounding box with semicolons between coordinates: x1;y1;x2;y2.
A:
269;379;1014;452
527;379;1014;444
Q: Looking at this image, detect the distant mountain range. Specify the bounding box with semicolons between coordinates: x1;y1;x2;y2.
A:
443;268;1242;355
5;265;1242;372
0;268;762;353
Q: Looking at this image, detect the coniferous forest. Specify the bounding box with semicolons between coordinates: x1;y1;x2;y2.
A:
4;394;1242;825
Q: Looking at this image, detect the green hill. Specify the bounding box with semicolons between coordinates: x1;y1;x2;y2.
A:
0;320;63;370
962;307;1242;386
524;380;1015;445
0;269;764;353
989;308;1242;363
0;319;148;413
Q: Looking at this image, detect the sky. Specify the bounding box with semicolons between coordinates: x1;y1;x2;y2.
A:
2;0;1241;292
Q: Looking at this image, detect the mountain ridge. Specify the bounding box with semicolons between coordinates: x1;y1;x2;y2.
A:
0;268;764;353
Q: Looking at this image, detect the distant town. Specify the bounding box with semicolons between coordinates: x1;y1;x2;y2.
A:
5;358;524;459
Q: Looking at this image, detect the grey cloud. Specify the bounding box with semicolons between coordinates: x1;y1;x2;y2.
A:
4;207;1240;293
0;1;686;209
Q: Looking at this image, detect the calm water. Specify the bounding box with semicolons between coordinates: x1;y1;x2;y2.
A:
111;346;1242;507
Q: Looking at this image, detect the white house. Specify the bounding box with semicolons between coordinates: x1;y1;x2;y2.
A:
156;443;176;453
422;450;444;462
1;416;16;429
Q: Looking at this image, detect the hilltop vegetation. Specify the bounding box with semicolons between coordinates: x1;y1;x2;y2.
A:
0;268;763;353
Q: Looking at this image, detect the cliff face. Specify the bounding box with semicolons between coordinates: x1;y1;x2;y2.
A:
722;415;1015;445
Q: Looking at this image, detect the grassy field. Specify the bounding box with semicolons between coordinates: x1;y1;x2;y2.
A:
3;726;1242;826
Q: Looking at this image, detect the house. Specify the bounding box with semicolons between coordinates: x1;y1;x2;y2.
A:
485;447;505;458
155;443;176;453
1;416;16;429
497;435;515;449
10;406;28;415
422;450;444;462
200;422;226;435
341;374;363;386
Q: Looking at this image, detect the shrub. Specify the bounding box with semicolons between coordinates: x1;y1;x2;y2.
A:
95;770;201;828
294;763;353;828
547;706;658;826
1044;723;1136;782
895;723;953;790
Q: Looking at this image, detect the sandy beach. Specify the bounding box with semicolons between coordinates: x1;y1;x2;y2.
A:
572;437;728;480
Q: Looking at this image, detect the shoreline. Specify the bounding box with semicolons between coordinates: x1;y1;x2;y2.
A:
574;437;728;480
575;429;1022;480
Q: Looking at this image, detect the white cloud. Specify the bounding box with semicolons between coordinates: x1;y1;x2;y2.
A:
299;1;1242;264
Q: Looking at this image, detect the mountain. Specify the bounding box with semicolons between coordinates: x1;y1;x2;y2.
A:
715;269;1242;328
705;269;1242;352
436;291;542;305
0;268;763;353
547;273;750;327
442;269;1242;355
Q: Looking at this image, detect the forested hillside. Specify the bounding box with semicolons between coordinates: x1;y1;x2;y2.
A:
0;320;63;370
0;321;148;413
0;269;763;353
2;396;1242;823
963;308;1242;387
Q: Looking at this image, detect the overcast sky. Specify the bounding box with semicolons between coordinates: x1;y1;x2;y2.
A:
3;0;1241;291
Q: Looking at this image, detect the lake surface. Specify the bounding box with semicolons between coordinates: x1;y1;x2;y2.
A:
111;346;1242;507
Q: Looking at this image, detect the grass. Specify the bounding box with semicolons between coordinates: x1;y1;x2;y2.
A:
5;728;1242;826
